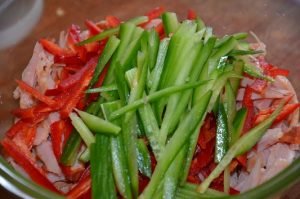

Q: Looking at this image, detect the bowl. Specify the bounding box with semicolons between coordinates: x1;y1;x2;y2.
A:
0;0;299;198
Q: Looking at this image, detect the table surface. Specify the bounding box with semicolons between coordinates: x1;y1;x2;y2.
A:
0;0;300;198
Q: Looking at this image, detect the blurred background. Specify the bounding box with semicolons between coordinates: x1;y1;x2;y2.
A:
0;0;300;198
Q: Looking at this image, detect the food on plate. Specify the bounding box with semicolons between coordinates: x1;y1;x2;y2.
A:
1;7;300;199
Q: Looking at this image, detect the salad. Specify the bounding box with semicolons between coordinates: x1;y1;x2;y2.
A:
1;7;300;199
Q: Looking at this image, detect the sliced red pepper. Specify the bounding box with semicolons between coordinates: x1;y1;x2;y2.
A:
279;126;300;144
58;63;93;90
255;103;300;125
105;16;121;28
50;121;65;160
39;38;74;57
1;138;60;193
16;80;57;107
13;126;36;150
67;175;91;199
67;25;87;62
6;120;29;138
187;9;197;20
268;68;289;77
45;88;62;96
155;22;164;37
139;173;150;194
87;64;109;103
236;155;247;168
242;86;255;134
197;114;216;149
61;165;85;182
146;6;165;20
85;20;102;35
60;68;71;81
54;54;84;65
60;58;97;118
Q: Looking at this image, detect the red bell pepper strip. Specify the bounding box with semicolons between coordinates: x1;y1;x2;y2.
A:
1;138;60;193
39;38;74;57
50;120;65;160
67;175;91;199
6;120;29;138
146;6;165;21
61;165;85;182
13;126;36;150
45;88;62;96
197;114;216;149
187;9;197;20
60;58;97;118
58;62;94;90
12;103;53;123
279;126;300;144
16;80;57;107
67;25;87;62
85;20;102;35
54;54;84;65
87;64;109;103
268;67;289;77
255;103;300;125
242;86;255;134
105;16;121;28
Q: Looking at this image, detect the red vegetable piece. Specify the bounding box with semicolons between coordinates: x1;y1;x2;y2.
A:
85;20;102;35
187;9;197;20
105;16;121;28
146;6;165;20
60;58;97;118
50;121;65;160
242;86;255;134
1;138;60;193
16;80;57;107
13;126;36;150
61;165;85;182
58;62;94;90
6;120;29;138
39;38;74;57
54;54;84;65
67;25;87;62
236;155;247;168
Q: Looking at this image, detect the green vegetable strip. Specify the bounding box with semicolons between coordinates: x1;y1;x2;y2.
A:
75;109;121;135
193;37;237;105
89;36;120;87
228;49;263;56
215;102;229;163
146;29;160;71
85;84;117;93
91;135;116;199
162;145;187;199
104;23;143;85
60;130;81;165
230;60;244;96
197;101;285;193
109;80;210;120
215;32;248;48
115;64;130;103
244;63;274;82
230;108;247;146
101;101;133;199
158;39;203;146
148;38;170;94
162;12;180;35
78;16;148;45
126;68;161;159
159;37;216;142
180;71;241;183
136;139;152;178
69;112;95;147
140;91;212;199
121;44;149;198
79;149;90;163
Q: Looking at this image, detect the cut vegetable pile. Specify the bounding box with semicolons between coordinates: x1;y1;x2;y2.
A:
2;7;300;199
